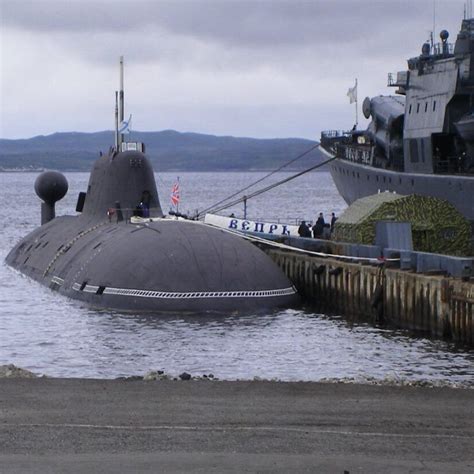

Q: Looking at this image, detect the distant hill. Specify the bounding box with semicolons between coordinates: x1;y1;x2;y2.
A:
0;130;324;171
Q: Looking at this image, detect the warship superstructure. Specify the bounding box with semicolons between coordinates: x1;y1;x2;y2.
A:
320;18;474;224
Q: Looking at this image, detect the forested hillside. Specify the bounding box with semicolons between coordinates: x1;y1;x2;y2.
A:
0;130;324;171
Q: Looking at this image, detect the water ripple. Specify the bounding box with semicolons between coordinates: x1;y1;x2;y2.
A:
1;172;473;383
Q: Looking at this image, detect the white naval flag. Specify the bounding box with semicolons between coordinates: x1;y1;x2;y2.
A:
347;81;357;104
118;114;132;134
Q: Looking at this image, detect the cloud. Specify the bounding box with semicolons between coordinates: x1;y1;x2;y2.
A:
2;0;462;47
0;0;469;138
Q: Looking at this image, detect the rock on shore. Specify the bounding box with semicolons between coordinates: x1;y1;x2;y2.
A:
0;364;38;378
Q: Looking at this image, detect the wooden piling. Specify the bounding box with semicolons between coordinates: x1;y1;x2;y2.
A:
266;248;474;346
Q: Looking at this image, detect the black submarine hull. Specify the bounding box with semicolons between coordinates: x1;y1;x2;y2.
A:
6;149;298;313
6;214;297;313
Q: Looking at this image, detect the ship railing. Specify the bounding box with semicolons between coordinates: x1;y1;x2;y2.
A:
320;130;352;153
432;42;454;56
251;216;313;226
434;156;473;175
387;71;408;88
335;143;374;166
321;130;351;139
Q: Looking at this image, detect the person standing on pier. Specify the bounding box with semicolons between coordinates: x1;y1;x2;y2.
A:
330;212;337;232
312;213;325;238
298;221;312;238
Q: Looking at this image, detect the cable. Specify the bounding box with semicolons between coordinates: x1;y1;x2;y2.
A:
205;221;400;263
199;155;337;218
196;142;321;218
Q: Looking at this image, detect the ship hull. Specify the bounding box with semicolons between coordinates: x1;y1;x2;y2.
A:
328;158;474;223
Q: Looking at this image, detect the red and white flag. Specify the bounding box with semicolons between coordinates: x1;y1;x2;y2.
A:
171;179;180;207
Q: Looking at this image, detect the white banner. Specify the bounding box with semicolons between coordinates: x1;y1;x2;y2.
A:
204;213;299;236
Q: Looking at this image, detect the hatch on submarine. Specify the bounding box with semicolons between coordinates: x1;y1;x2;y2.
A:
5;57;298;313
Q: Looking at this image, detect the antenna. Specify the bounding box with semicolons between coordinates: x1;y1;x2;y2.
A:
114;91;119;150
355;78;359;127
466;0;473;18
119;56;124;148
433;0;436;40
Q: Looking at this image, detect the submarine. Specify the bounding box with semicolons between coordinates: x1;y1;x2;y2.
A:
5;58;297;313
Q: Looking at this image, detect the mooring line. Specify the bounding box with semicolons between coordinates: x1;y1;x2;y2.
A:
206;222;400;264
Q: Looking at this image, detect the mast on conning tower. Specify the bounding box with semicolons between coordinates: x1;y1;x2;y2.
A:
113;56;144;154
114;91;119;150
119;56;124;148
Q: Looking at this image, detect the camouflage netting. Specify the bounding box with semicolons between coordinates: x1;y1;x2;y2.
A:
332;193;472;256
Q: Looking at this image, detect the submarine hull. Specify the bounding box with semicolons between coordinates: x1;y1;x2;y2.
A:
6;215;297;313
6;149;298;313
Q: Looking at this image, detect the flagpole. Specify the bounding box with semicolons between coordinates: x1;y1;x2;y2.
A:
355;78;358;128
114;91;119;150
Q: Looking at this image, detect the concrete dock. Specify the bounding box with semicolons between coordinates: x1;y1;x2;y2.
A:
0;378;473;472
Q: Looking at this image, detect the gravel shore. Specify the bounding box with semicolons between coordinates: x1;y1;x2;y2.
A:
0;375;473;473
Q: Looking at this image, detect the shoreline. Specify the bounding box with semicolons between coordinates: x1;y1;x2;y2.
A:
1;364;473;389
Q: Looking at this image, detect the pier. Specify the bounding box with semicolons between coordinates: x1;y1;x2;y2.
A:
264;248;474;346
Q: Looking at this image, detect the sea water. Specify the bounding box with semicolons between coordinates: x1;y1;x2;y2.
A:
0;171;473;384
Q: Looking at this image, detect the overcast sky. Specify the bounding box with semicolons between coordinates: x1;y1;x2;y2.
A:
0;0;469;139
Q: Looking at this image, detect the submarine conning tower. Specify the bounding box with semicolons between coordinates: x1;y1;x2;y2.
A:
81;148;164;221
80;55;163;222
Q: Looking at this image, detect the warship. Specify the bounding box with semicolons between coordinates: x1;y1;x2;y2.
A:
320;17;474;225
5;58;297;313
